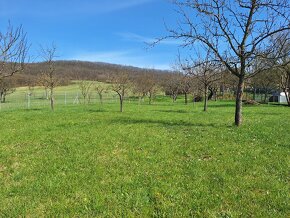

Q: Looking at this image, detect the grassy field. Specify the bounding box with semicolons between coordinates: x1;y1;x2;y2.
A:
0;94;289;217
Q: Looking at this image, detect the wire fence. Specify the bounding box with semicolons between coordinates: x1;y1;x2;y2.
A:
0;91;143;111
0;88;282;112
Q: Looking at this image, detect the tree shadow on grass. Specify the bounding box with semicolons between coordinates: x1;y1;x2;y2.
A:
207;103;235;108
247;112;282;116
269;103;289;107
110;117;223;128
87;108;107;113
24;108;43;111
153;109;189;114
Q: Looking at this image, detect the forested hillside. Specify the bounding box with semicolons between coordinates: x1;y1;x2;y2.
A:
14;60;170;87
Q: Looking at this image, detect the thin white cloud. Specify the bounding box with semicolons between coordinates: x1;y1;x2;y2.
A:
69;50;171;70
117;32;182;46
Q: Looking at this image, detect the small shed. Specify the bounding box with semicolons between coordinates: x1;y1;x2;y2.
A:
269;92;288;103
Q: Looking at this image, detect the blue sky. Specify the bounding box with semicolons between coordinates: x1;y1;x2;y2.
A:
0;0;182;70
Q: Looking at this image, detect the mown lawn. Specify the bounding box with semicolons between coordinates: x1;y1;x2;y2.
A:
0;99;289;217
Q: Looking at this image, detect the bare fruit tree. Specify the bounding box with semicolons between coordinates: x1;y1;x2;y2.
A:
146;72;160;105
133;71;158;105
133;70;158;104
192;63;221;111
183;50;222;111
160;0;290;126
78;80;93;104
0;77;16;103
272;32;290;105
133;74;148;104
94;83;107;104
111;71;131;112
162;73;182;102
280;69;290;105
179;74;192;105
251;69;280;102
0;22;28;81
39;44;58;111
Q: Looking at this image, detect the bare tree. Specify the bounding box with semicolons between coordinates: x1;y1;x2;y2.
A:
173;56;192;104
39;44;58;111
280;70;290;105
162;73;182;102
180;74;192;105
133;71;159;105
180;50;222;111
0;22;28;81
38;73;50;99
0;77;16;103
189;76;203;102
191;63;221;111
147;80;158;105
251;69;280;102
144;72;158;105
78;80;93;104
111;71;131;112
219;70;239;100
132;73;149;103
94;83;107;104
272;32;290;105
159;0;290;125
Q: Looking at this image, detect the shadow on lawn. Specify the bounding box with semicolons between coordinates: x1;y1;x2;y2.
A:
111;117;220;128
247;111;281;116
23;108;43;111
207;103;235;108
87;108;107;113
269;103;290;107
153;109;189;114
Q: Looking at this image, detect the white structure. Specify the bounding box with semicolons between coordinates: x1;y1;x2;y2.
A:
269;92;288;103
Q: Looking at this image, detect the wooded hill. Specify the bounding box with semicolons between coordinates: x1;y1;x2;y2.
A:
15;60;171;87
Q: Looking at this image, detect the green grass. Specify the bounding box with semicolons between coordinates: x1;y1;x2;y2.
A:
0;98;289;217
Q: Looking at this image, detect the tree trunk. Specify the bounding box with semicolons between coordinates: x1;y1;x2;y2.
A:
283;88;290;106
184;92;188;105
99;93;103;104
149;92;152;105
207;88;214;100
235;76;245;126
45;88;49;100
264;90;268;103
1;92;6;103
50;88;54;111
221;84;225;100
286;93;290;106
119;95;123;112
172;93;176;102
204;85;208;112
